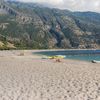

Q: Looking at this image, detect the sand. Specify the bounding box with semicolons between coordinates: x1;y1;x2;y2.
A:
0;50;100;100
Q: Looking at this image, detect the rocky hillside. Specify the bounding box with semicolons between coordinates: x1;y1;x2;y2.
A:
0;1;100;49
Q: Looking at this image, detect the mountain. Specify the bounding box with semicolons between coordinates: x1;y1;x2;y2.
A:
0;0;100;49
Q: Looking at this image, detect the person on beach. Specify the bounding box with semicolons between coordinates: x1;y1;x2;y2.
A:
55;58;62;62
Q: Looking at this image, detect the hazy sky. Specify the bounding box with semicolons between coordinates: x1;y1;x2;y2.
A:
10;0;100;12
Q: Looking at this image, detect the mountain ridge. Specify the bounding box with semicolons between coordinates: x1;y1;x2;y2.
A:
0;1;100;49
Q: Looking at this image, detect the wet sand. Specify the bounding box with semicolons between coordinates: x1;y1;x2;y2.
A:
0;50;100;100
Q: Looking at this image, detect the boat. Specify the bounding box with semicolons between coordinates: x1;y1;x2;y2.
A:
42;55;66;59
92;60;100;63
55;55;66;59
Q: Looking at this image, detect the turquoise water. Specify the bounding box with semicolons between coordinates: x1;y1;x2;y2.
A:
35;50;100;61
65;54;100;61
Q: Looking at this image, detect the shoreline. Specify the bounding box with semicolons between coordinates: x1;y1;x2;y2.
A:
0;50;100;62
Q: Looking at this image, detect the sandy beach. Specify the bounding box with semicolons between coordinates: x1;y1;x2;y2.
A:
0;50;100;100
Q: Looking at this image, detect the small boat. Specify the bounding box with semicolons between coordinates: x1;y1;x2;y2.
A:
43;55;66;59
92;60;100;63
48;55;66;59
56;55;66;59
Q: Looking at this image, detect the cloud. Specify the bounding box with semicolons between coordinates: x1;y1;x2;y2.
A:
12;0;100;12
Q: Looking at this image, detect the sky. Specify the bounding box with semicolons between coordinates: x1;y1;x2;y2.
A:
8;0;100;12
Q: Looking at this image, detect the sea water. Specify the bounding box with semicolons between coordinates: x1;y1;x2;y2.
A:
35;50;100;61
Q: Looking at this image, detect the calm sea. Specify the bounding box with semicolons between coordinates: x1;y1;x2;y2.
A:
35;50;100;61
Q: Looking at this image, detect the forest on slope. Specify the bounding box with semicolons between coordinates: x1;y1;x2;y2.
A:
0;1;100;49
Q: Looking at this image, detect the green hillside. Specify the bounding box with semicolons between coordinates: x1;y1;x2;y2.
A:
0;1;100;49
